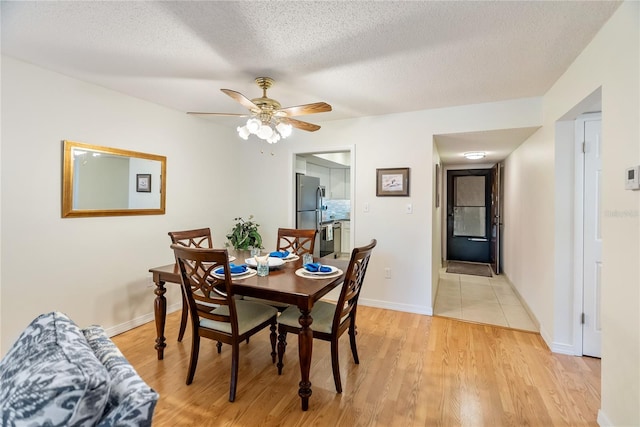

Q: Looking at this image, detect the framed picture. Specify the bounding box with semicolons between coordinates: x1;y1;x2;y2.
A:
376;167;410;197
435;163;441;207
136;174;151;192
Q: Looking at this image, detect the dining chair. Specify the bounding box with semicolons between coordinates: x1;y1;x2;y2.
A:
168;228;213;343
244;227;320;311
276;238;377;393
171;244;278;402
276;228;317;256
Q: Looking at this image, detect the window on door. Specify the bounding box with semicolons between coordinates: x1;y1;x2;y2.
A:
453;175;486;238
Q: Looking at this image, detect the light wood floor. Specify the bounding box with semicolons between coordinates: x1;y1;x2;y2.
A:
112;307;600;426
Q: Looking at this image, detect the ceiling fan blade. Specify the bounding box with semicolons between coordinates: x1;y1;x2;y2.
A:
187;112;249;117
276;102;332;117
220;89;260;111
281;117;321;132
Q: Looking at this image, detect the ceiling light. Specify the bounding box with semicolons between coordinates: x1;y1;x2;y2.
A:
237;114;292;144
463;151;486;160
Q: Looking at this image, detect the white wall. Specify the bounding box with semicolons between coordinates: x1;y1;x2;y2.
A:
274;100;541;315
502;2;639;425
0;56;250;351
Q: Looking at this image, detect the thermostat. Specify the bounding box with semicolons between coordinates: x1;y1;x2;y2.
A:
625;166;640;190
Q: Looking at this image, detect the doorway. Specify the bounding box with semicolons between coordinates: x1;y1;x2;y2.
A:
447;169;492;263
294;150;353;259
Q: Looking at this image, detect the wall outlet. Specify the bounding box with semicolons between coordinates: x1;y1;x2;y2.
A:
384;268;391;279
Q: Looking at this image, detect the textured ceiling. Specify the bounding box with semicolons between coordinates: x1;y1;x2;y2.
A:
1;1;620;161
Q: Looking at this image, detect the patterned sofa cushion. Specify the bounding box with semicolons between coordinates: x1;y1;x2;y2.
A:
83;326;159;427
0;312;110;427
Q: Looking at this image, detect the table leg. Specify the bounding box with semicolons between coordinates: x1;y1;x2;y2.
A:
154;279;167;360
298;309;313;411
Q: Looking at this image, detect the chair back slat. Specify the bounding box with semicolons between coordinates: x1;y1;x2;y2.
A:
168;228;213;248
332;239;377;332
171;244;238;333
277;228;317;256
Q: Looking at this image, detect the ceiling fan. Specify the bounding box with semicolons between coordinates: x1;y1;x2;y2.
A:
187;77;332;143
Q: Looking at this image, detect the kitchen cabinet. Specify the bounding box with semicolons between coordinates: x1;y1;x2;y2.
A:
341;221;350;254
306;163;330;188
330;168;350;199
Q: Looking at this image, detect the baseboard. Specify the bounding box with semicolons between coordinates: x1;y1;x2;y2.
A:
359;297;433;316
597;409;612;426
103;298;433;338
549;341;576;355
103;302;181;338
500;273;541;331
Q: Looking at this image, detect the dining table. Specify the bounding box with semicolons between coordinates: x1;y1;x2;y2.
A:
149;249;348;411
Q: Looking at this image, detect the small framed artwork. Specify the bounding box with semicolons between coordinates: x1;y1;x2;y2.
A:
376;167;410;197
136;174;151;192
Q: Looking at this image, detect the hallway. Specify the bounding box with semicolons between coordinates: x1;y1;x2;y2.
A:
434;267;538;332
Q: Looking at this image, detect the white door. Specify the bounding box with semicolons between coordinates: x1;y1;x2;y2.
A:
581;114;602;357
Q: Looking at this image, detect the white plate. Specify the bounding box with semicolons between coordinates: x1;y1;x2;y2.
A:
295;267;343;279
212;269;257;280
213;266;251;277
245;257;285;268
302;264;338;275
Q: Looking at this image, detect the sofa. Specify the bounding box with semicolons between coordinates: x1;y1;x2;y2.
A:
0;312;159;426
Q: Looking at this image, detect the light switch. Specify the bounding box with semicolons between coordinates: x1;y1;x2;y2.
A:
406;203;413;214
364;202;370;213
625;166;640;190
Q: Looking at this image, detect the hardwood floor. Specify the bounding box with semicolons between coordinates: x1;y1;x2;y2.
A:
112;307;600;426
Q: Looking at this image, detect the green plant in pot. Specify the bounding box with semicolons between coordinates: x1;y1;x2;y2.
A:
226;215;263;250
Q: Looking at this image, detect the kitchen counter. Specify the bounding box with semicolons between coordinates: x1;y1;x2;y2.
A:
321;218;349;224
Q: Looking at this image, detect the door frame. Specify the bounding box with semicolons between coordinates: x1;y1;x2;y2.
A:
572;112;602;356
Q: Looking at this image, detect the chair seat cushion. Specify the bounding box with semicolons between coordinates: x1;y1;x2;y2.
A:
0;312;110;427
278;301;337;334
200;300;277;335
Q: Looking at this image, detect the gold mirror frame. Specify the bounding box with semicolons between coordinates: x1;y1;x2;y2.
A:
62;140;166;218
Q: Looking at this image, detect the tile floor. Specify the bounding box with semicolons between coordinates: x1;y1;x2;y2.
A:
434;267;538;332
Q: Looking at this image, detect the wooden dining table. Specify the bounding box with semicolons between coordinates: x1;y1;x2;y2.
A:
149;250;348;411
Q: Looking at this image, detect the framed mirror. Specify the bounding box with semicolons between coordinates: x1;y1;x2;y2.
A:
62;140;166;217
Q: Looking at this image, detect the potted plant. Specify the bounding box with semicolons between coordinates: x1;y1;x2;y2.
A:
226;215;263;250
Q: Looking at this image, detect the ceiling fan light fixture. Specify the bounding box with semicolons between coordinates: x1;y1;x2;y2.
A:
246;117;261;134
463;151;486;160
200;77;331;144
257;124;274;139
276;122;292;138
237;125;250;140
267;133;281;144
237;115;292;143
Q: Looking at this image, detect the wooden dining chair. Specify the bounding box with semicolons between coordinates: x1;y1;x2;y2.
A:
168;228;213;343
276;228;317;256
171;244;278;402
276;239;377;393
244;227;319;312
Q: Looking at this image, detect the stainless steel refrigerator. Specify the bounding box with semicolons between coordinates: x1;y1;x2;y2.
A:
296;173;323;257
